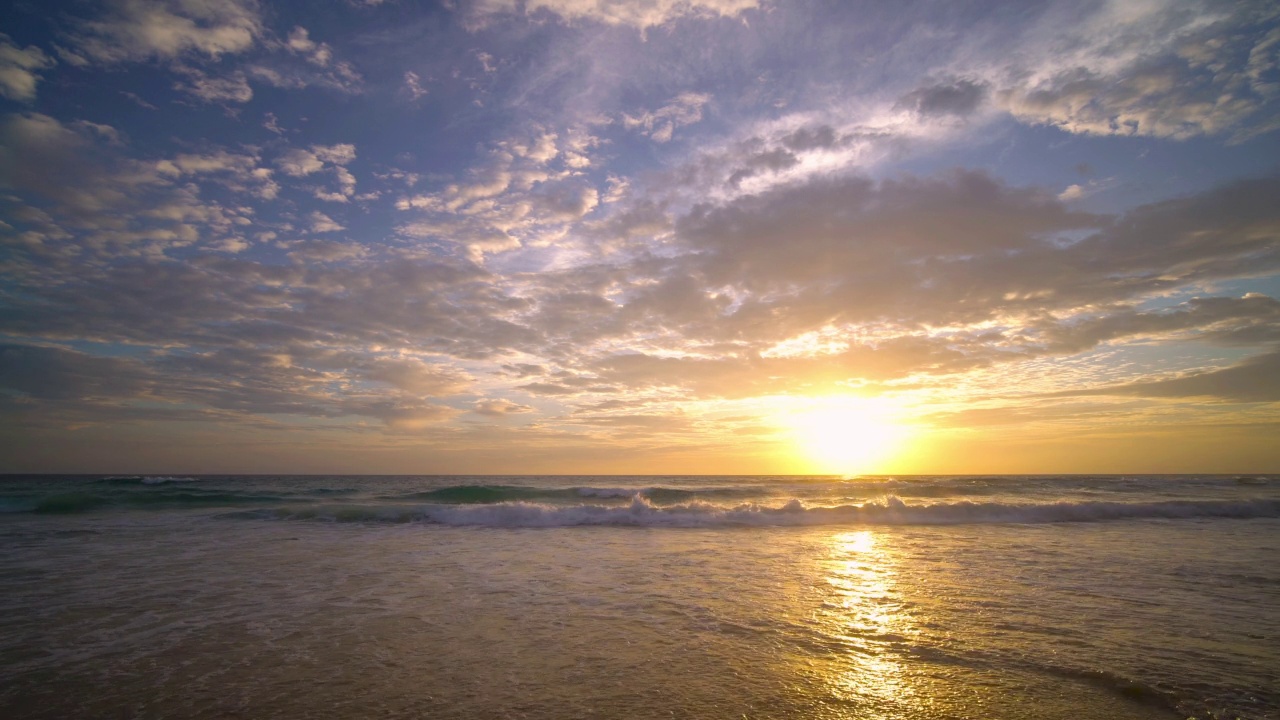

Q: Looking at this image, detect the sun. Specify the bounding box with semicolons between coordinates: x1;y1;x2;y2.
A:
783;396;911;475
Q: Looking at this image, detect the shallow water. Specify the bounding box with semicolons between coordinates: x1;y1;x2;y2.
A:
1;475;1278;719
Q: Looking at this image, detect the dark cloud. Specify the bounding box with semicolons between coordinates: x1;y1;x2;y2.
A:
780;125;839;151
673;170;1100;330
0;255;532;360
1030;295;1280;354
1054;351;1280;403
0;113;138;215
531;180;599;220
726;148;799;188
531;172;1280;397
0;344;150;400
664;173;1280;336
899;79;988;116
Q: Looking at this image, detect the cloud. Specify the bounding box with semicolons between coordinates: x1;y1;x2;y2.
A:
1054;350;1280;403
309;211;345;232
152;148;278;198
674;170;1096;322
276;148;325;176
474;398;535;416
623;92;711;143
404;70;428;99
532;181;599;220
0;245;532;365
470;0;759;30
588;337;987;399
360;402;460;431
490;171;1280;402
155;149;257;177
363;357;471;395
779;125;840;152
394;129;602;259
67;0;263;64
2;155;1276;449
726;147;798;188
0;344;150;400
284;26;332;66
0;112;147;216
174;68;253;103
899;78;988;117
245;52;362;94
313;144;356;165
1057;184;1085;202
286;239;366;263
670;171;1280;335
991;2;1280;139
1030;294;1280;354
0;34;56;101
2;0;1278;469
275;144;357;198
0;341;461;432
120;90;158;109
519;381;617;396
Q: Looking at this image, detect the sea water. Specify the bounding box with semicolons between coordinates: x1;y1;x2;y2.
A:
1;474;1277;719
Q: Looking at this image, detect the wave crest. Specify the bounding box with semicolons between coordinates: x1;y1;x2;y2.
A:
238;496;1280;528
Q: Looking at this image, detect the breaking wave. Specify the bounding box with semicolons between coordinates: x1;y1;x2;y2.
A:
380;484;760;504
100;476;199;485
234;496;1280;528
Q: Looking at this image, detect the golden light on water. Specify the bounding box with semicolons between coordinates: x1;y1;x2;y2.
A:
818;530;920;712
783;396;913;475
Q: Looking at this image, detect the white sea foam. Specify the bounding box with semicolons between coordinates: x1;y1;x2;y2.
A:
101;475;199;484
260;495;1280;528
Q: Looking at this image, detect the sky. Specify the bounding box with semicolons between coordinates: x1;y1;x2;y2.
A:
1;0;1279;475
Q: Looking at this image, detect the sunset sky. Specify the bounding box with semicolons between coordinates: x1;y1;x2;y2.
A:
2;0;1279;474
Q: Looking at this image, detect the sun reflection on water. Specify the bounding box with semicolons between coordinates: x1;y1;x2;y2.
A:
816;530;920;716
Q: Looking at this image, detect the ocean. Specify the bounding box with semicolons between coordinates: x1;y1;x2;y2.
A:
1;474;1277;719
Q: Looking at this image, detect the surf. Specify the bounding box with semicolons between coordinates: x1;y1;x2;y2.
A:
228;495;1280;528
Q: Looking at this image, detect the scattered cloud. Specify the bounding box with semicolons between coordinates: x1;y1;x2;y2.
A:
991;1;1280;139
0;34;56;101
404;70;428;99
308;211;345;232
174;67;253;103
67;0;263;64
623;92;712;143
284;26;332;66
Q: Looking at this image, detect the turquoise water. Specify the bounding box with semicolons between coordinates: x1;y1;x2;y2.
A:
1;475;1278;718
